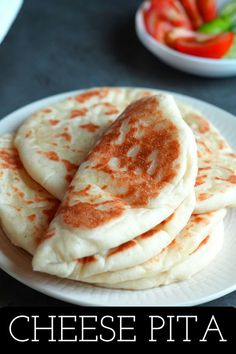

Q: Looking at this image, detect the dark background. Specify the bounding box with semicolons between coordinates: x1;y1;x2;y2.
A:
0;0;235;306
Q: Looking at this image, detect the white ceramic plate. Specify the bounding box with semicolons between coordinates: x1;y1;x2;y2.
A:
0;89;236;306
135;0;236;77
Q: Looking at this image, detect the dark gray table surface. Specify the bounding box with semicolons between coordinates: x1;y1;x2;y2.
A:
0;0;235;307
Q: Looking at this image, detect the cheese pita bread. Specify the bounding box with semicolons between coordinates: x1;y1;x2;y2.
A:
15;88;155;200
84;209;226;285
15;87;236;213
178;103;236;213
32;94;197;277
0;134;58;255
42;191;195;280
98;220;224;290
194;153;236;213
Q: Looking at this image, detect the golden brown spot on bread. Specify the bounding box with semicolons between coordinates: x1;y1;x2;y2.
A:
104;103;119;115
45;229;55;239
46;151;60;161
192;215;206;223
162;211;176;225
215;175;236;184
139;212;175;240
75;89;109;103
70;108;88;118
42;108;52;113
227;175;236;184
49;119;59;126
140;224;162;239
190;236;210;255
227;152;236;158
25;200;33;205
62;159;78;176
80;123;99;133
194;115;210;133
219;141;228;150
56;132;72;142
198;167;210;172
39;151;60;161
165;239;177;251
87;96;180;207
77;255;97;264
93;102;119;115
195;175;207;187
27;214;36;222
13;186;25;199
198;193;210;201
32;194;58;204
108;240;137;257
73;185;92;196
0;148;23;170
59;199;125;229
197;140;212;154
197;151;203;158
25;196;52;205
63;185;93;202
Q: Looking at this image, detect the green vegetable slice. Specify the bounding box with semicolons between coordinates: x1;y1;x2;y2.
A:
199;16;232;34
224;34;236;58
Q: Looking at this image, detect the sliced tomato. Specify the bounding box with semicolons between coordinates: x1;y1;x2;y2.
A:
153;21;174;43
143;4;159;36
180;0;203;29
167;28;234;58
197;0;217;22
151;0;193;29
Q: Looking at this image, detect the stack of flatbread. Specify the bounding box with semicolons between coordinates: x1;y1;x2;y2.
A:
0;87;235;290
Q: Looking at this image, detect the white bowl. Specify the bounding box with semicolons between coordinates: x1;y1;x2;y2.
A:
135;0;236;77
